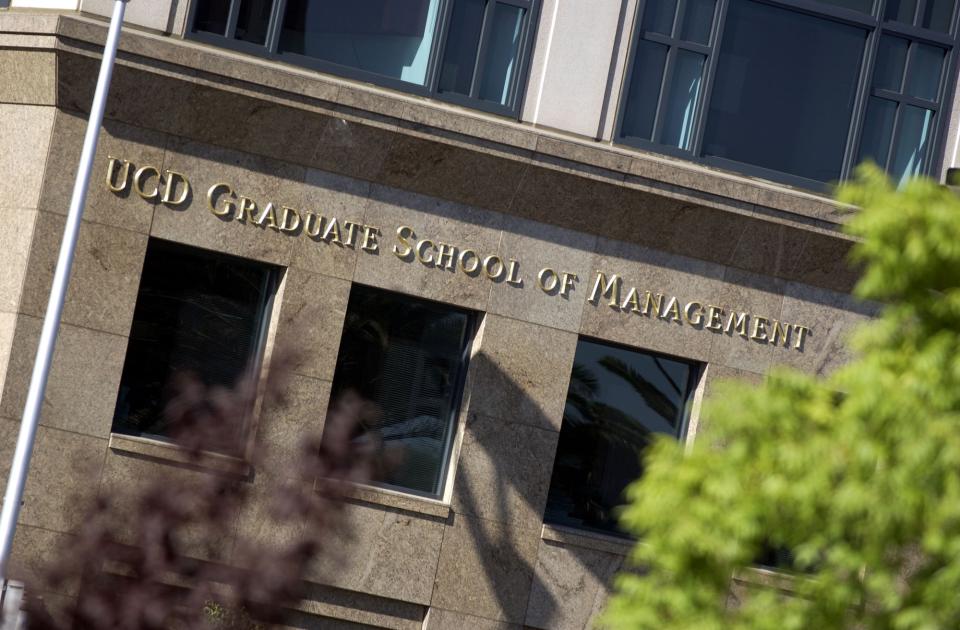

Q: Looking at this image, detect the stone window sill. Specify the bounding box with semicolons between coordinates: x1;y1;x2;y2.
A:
335;482;451;520
108;433;251;476
540;523;635;556
733;566;801;592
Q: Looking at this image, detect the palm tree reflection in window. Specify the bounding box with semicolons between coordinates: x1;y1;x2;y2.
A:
545;339;700;537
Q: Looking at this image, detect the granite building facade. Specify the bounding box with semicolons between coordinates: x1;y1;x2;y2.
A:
0;0;957;628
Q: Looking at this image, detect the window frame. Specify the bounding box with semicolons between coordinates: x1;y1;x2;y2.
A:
614;0;960;191
111;238;282;455
185;0;541;118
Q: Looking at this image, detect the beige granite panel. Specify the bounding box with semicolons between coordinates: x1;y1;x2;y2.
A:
706;268;788;375
9;525;77;597
295;582;426;630
450;413;559;530
273;268;350;382
404;102;539;152
0;420;107;534
0;312;16;397
307;501;446;606
354;185;503;311
97;448;240;561
0;104;55;209
313;110;400;184
431;511;540;623
291;169;371;280
702;364;764;400
778;282;876;376
488;217;596;332
19;212;148;336
727;219;810;281
580;238;728;364
467;315;578;432
424;607;520;629
152;137;305;266
254;374;331;478
789;231;861;294
0;209;38;314
230;474;310;562
377;127;530;215
525;539;623;630
0;50;55;105
0;317;127;438
37;110;166;233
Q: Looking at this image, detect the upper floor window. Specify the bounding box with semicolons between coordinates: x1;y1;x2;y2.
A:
544;338;701;537
618;0;959;189
188;0;540;117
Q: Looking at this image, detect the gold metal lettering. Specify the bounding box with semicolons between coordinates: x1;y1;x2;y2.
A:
793;325;811;350
322;217;342;244
559;272;578;298
133;165;160;200
770;320;791;347
705;305;724;331
684;301;704;326
415;239;436;265
360;225;380;252
161;170;190;205
105;157;131;193
588;272;621;307
483;255;505;281
255;202;279;230
537;268;559;293
660;296;682;322
342;221;361;247
304;212;325;237
237;197;258;223
436;243;457;270
393;226;415;259
206;183;235;217
724;311;749;337
458;249;480;274
506;259;522;286
642;291;663;317
279;206;301;232
621;287;642;313
750;316;770;342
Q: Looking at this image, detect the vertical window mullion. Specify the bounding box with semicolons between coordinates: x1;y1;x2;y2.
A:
883;100;905;171
427;0;456;93
652;46;679;143
842;23;880;179
689;0;728;157
225;0;242;40
265;0;288;53
469;1;498;98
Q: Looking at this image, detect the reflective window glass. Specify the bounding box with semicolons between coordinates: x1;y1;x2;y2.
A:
112;240;278;455
702;0;866;183
885;0;918;23
818;0;873;11
194;0;231;36
478;3;526;105
621;40;668;140
438;0;486;96
545;339;699;536
328;285;473;497
680;0;715;44
643;0;677;35
661;49;706;149
922;0;954;31
890;105;934;185
905;43;945;100
857;97;897;168
873;35;908;92
235;0;273;45
279;0;441;86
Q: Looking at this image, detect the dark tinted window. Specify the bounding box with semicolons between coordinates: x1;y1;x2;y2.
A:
111;240;278;453
195;0;231;35
328;285;474;497
702;0;866;183
545;339;699;536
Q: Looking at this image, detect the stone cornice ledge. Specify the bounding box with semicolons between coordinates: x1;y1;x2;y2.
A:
12;12;854;229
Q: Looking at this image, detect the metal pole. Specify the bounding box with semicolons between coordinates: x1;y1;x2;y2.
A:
0;0;127;578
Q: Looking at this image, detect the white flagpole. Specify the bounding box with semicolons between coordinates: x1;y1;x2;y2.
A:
0;0;128;579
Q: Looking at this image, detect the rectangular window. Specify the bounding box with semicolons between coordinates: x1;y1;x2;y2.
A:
188;0;539;117
544;338;700;537
617;0;958;189
111;240;279;454
327;284;475;497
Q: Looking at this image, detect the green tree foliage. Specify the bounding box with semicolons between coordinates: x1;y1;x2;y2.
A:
602;166;960;630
